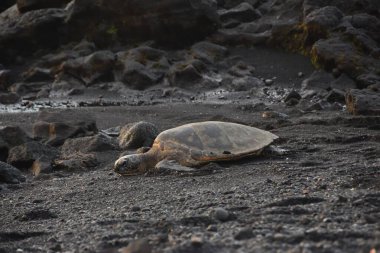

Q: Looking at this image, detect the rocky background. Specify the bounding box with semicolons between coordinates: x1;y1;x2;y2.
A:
0;0;379;253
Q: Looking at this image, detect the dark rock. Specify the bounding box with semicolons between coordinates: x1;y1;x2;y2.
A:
305;6;343;29
0;92;21;104
118;122;159;150
0;126;30;149
311;38;380;78
286;98;300;106
22;67;53;83
234;228;254;240
284;90;302;103
301;70;335;91
114;47;169;90
325;89;346;103
330;74;356;90
32;110;98;146
218;2;261;23
61;134;117;155
53;152;98;171
119;239;152;253
356;73;380;89
17;209;57;221
213;207;230;222
168;63;203;88
225;76;264;91
227;61;255;77
346;89;380;115
0;70;12;91
7;141;58;170
0;8;67;62
72;40;97;56
17;0;70;13
10;82;49;97
66;0;219;47
60;50;116;85
210;28;270;47
223;0;259;9
0;161;25;184
191;41;228;64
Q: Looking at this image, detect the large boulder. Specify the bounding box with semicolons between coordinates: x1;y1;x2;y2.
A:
0;161;26;184
0;8;67;62
17;0;71;13
32;110;98;146
59;50;116;85
66;0;220;46
114;46;169;90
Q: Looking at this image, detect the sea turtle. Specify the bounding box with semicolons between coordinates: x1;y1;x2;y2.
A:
114;121;279;175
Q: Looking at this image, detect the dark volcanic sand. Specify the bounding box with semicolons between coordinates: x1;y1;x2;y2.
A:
0;48;379;253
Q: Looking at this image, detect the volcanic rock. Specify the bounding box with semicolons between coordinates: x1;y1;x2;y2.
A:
66;0;219;47
346;89;380;115
32;110;98;146
61;134;118;155
0;92;21;104
60;50;116;85
0;161;26;184
218;2;261;24
17;0;71;13
118;122;159;150
191;41;228;64
0;8;67;62
7;141;58;170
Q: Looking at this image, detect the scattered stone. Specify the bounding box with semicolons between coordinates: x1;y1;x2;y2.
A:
330;74;356;91
67;0;219;47
227;61;255;77
0;126;30;150
301;70;334;91
218;3;261;23
264;79;274;86
0;69;12;91
298;72;304;78
61;134;117;155
225;76;264;91
7;141;59;170
346;89;380;115
356;73;380;89
326;89;346;103
191;41;228;64
17;0;71;13
17;209;57;221
213;207;230;222
0;161;26;184
118;122;159;150
284;90;302;103
0;93;21;104
119;239;152;253
286;98;300;106
191;235;204;247
60;50;115;85
262;111;289;119
53;153;98;171
22;67;53;83
168;63;203;88
32;110;98;146
207;224;218;232
305;6;343;30
234;228;254;240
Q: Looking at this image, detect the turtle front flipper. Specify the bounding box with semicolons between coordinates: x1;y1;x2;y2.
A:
154;160;197;174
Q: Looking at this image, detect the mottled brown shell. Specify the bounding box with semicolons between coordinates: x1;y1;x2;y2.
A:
152;121;278;165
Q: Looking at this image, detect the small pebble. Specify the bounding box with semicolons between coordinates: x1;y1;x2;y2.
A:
298;72;304;77
191;235;203;246
214;207;229;222
207;224;218;232
264;79;274;86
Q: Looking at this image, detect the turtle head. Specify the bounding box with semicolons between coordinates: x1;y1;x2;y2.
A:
114;154;144;176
